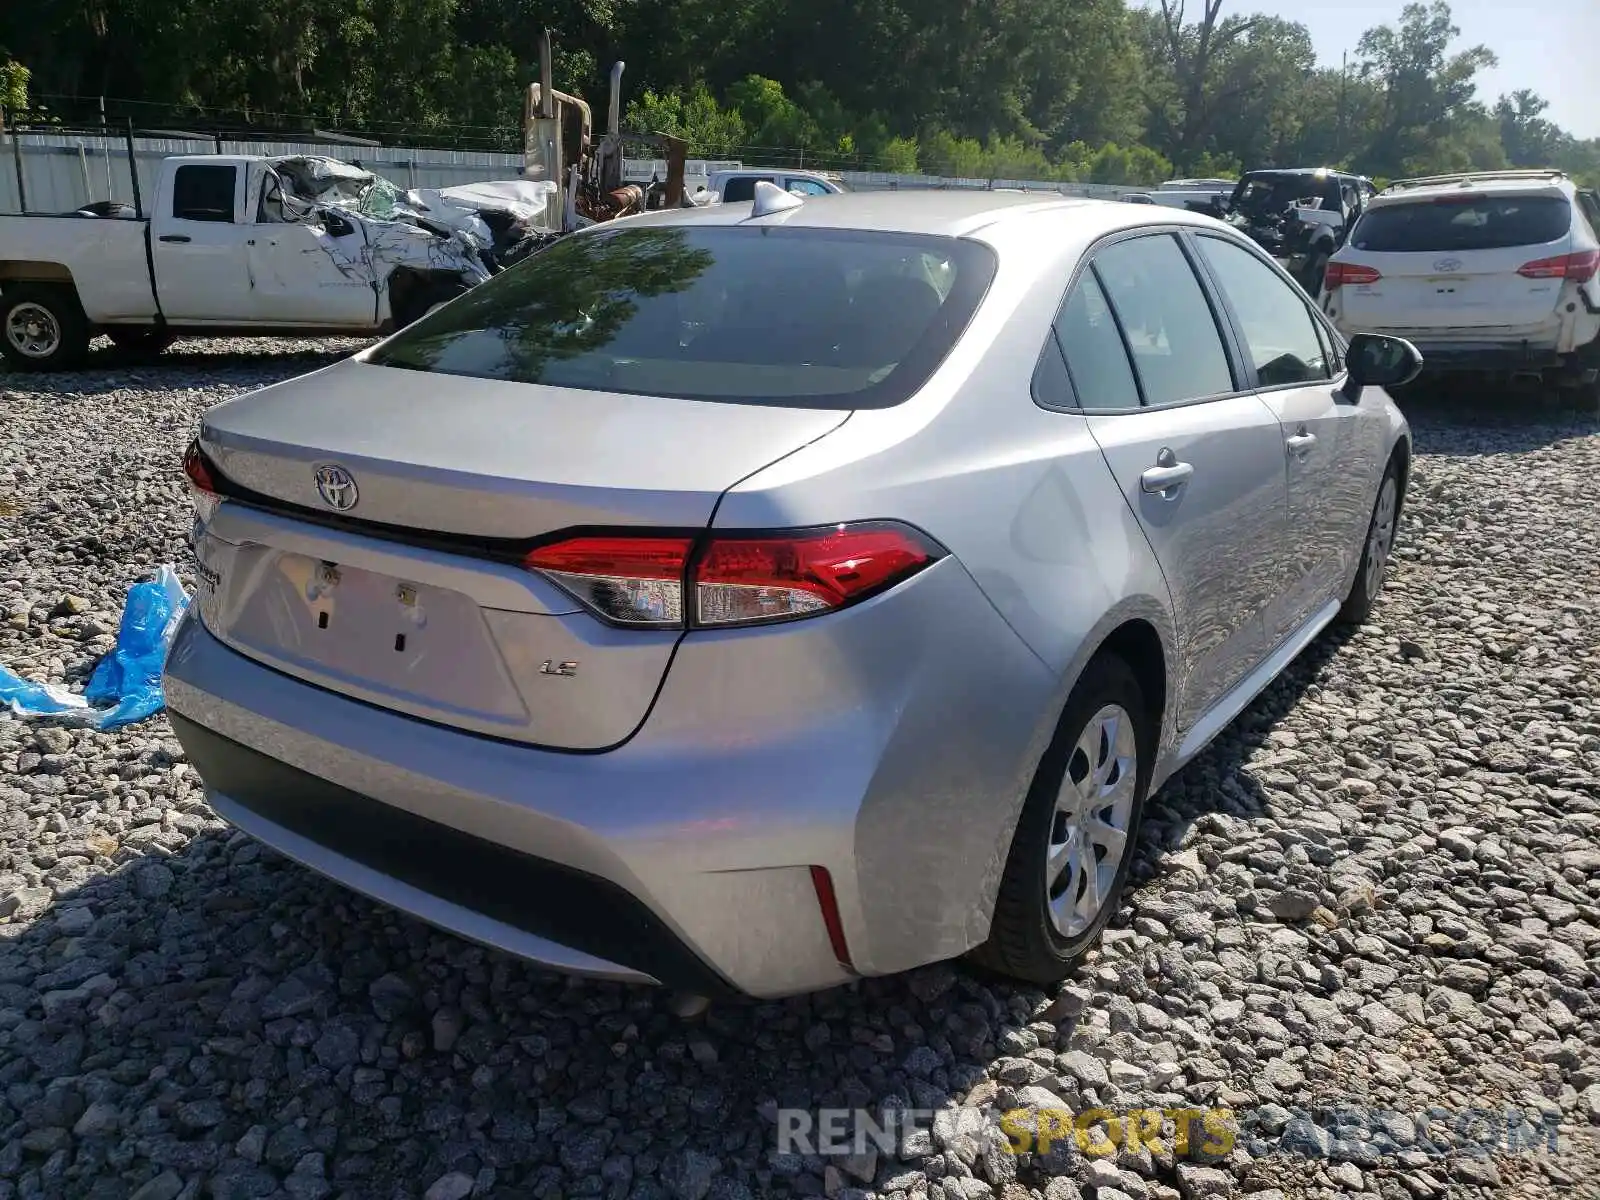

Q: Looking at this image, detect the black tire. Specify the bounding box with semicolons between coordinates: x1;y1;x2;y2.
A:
1339;460;1401;625
0;285;90;372
393;280;468;330
972;655;1154;984
108;327;175;362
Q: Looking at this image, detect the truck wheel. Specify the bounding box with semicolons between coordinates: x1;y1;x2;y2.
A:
1;286;90;372
108;327;176;363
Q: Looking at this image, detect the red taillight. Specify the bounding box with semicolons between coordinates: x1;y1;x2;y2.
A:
1325;262;1382;289
523;536;694;626
523;522;944;629
1517;249;1599;283
183;439;217;494
183;439;222;523
694;523;940;626
1431;192;1487;205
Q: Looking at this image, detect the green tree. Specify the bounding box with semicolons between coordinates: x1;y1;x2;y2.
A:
1356;1;1497;177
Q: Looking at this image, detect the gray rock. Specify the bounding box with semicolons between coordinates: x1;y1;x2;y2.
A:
1174;1163;1233;1198
423;1174;475;1200
661;1149;720;1200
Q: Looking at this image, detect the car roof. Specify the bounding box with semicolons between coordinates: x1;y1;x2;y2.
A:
596;189;1225;239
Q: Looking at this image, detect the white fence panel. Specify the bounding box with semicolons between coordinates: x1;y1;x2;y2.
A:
2;130;1147;215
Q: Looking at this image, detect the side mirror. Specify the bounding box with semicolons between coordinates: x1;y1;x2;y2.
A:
1342;333;1422;400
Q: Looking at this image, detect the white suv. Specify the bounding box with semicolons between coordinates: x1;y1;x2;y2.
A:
1321;170;1600;396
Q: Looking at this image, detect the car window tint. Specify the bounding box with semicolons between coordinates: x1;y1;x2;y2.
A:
787;180;832;196
720;177;769;204
1197;237;1332;387
1054;272;1140;410
1351;195;1570;252
172;165;237;223
1031;333;1076;410
367;225;997;410
1092;235;1234;405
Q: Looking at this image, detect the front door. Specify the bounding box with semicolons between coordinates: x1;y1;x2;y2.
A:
1192;232;1390;645
1059;232;1290;733
246;176;379;327
151;163;256;322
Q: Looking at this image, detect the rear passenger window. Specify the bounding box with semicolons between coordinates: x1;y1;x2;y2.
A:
1054;273;1139;410
1197;237;1332;386
171;165;237;223
1093;235;1234;405
720;177;771;204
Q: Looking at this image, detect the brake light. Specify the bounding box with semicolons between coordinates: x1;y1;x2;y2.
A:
183;438;222;523
523;522;945;629
1517;250;1599;283
523;536;694;626
1324;262;1382;289
1431;192;1487;205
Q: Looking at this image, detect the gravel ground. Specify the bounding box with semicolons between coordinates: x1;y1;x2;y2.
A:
1;343;1598;1200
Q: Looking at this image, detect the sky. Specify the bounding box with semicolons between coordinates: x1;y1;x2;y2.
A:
1153;0;1599;139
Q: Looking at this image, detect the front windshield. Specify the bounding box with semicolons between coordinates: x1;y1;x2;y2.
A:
1233;176;1324;214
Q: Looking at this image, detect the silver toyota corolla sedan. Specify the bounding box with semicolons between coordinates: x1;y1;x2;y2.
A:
164;184;1421;999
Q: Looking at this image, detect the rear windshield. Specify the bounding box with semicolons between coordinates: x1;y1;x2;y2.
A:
1351;195;1570;252
368;224;996;409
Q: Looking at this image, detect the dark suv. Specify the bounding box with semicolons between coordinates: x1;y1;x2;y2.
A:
1217;168;1377;293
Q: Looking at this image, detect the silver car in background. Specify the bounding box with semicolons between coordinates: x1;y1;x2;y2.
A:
165;184;1420;999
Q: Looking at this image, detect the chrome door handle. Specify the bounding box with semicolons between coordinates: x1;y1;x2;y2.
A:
1140;461;1194;495
1286;432;1318;454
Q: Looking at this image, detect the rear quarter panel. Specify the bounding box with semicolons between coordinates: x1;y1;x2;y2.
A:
713;206;1179;960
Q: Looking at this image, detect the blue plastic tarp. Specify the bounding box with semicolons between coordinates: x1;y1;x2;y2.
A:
0;566;190;731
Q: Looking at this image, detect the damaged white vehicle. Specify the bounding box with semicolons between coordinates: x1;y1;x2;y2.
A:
0;153;559;371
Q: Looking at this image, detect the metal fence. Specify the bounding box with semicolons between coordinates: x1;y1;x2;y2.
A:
0;129;531;214
1;126;1139;215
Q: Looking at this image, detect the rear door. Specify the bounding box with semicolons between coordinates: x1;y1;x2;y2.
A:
1336;189;1574;331
1192;231;1388;645
152;163;257;321
1063;231;1289;733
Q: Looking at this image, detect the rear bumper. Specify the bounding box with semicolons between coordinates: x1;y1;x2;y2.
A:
1407;343;1564;373
163;556;1056;998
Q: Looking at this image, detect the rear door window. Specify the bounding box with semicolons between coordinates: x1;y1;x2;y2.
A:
1052;272;1140;410
171;165;238;223
367;225;997;410
1351;195;1571;252
1091;234;1235;405
720;177;772;203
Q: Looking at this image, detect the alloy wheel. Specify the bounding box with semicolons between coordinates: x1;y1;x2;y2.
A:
1365;475;1398;600
1045;703;1138;938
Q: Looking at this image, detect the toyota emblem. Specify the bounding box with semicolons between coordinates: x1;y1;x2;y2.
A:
314;464;359;511
1432;257;1463;273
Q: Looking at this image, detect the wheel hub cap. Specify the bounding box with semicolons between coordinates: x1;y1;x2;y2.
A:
1046;704;1138;938
1365;476;1397;598
6;303;61;358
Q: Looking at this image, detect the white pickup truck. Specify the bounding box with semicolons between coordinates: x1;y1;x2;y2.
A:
0;154;503;371
693;169;849;205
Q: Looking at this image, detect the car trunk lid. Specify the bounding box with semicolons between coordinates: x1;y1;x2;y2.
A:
193;358;849;748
